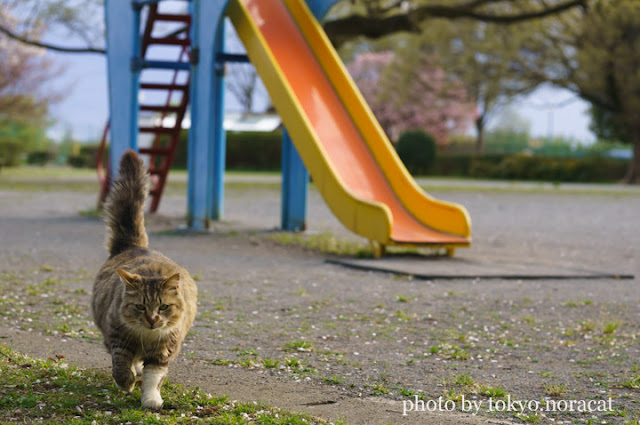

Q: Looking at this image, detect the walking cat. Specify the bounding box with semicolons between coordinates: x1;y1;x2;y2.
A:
92;150;197;410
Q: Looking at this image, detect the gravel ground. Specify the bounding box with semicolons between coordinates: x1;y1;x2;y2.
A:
0;179;639;424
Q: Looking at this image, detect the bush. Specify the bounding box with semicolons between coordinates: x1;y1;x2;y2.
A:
66;143;104;168
426;154;505;177
0;139;24;166
414;151;627;182
169;130;282;170
67;155;89;168
395;130;437;175
468;154;627;182
226;130;282;170
27;150;55;166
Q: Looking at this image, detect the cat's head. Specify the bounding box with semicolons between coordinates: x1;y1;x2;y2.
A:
117;268;184;332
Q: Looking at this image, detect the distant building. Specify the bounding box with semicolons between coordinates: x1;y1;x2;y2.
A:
138;111;282;149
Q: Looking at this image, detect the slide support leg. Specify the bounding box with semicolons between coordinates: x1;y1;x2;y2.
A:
281;130;308;231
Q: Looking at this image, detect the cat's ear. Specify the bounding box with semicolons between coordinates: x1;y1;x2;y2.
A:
117;269;140;289
163;273;180;292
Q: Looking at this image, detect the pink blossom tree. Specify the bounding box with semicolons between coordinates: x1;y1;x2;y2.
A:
347;50;476;146
0;4;61;122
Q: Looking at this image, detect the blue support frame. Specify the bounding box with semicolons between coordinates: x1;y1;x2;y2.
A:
281;130;308;231
104;0;140;176
104;0;345;231
187;1;228;230
307;0;342;19
209;24;227;221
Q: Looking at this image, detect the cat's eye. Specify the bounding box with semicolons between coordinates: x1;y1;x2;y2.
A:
159;304;169;311
135;304;146;311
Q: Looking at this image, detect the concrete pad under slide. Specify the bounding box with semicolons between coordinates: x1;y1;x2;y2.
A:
327;255;634;281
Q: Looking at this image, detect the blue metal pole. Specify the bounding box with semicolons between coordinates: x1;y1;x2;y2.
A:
281;130;308;231
104;0;140;176
187;0;227;230
306;0;343;19
209;21;227;220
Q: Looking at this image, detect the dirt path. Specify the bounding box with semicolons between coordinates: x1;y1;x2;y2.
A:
0;183;638;424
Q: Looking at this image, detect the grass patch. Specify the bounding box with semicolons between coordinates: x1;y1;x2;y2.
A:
323;376;344;385
370;383;390;395
79;208;103;219
453;372;476;387
515;412;541;423
284;339;315;353
602;320;621;335
543;383;567;397
429;343;470;360
0;345;329;424
620;374;640;389
268;231;373;257
261;358;280;369
480;385;507;398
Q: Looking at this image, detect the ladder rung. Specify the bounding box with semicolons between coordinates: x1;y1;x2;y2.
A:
142;60;190;71
148;37;190;46
140;82;188;91
155;13;191;23
140;105;181;113
139;127;175;135
139;147;172;155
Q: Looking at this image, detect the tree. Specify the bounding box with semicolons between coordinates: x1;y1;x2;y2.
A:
418;20;537;152
224;26;264;114
226;64;259;114
0;1;585;55
0;0;104;54
588;104;629;144
347;49;476;145
512;0;640;182
0;4;61;164
325;0;586;47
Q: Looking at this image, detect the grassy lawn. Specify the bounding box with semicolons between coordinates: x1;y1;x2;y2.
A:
1;165;638;196
0;345;334;425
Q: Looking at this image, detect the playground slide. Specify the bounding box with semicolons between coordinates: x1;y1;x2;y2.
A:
227;0;471;254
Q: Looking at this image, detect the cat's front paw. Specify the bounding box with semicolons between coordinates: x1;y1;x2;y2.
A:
142;391;163;410
113;369;136;393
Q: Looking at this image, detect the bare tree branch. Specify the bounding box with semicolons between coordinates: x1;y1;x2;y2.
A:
325;0;587;46
0;23;105;54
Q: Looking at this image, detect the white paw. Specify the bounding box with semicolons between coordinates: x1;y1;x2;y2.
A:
141;392;163;410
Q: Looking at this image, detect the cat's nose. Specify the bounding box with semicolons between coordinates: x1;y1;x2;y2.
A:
146;313;159;325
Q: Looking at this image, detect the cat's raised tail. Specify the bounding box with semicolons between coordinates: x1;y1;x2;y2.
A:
105;150;150;257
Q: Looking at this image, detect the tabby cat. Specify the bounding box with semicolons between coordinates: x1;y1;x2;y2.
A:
92;150;198;410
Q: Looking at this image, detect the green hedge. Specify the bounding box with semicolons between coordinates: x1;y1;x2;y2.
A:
170;130;282;170
68;144;105;168
427;153;628;183
27;150;55;166
73;130;628;183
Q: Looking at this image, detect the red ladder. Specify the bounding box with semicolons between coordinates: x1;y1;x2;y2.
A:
97;4;191;212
